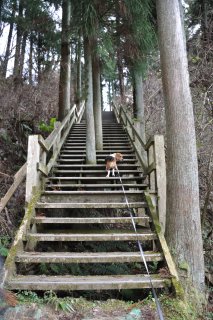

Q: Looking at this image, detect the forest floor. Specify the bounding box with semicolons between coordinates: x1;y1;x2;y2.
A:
1;293;211;320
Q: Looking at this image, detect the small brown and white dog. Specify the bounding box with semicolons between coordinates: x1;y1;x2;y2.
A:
105;153;123;177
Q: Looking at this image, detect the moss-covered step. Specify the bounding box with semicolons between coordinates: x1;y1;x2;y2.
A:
6;274;171;291
33;216;149;224
26;229;157;242
36;201;147;209
15;251;163;264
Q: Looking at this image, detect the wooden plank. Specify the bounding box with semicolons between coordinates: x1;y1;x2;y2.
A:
34;216;149;224
146;162;156;174
154;135;166;234
27;231;157;242
144;192;183;297
37;163;48;177
46;183;147;188
46;116;76;173
6;274;170;291
25;136;41;203
36;202;147;209
0;163;27;214
43;190;145;195
16;251;163;263
38;135;49;152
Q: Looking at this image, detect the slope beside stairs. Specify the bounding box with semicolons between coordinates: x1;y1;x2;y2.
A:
3;111;178;293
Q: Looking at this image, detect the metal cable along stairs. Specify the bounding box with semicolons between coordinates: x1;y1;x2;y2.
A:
2;103;180;294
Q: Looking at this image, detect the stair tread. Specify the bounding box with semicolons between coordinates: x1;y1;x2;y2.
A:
7;274;170;291
43;190;145;194
46;183;147;188
16;251;163;263
36;202;147;209
34;216;149;223
53;170;141;173
27;231;156;241
48;177;145;180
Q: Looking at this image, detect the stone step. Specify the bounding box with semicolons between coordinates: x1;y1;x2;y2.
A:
16;251;162;263
60;150;134;154
33;216;149;224
6;274;170;291
36;202;147;209
27;229;156;242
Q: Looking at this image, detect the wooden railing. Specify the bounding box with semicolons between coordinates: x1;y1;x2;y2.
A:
0;102;85;210
112;102;166;233
26;101;85;202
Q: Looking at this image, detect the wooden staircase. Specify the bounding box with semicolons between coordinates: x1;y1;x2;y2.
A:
2;104;179;293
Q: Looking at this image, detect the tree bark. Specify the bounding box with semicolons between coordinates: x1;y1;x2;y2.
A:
29;33;33;85
133;70;146;143
76;35;82;106
19;30;27;77
156;0;205;291
133;70;147;166
84;36;96;164
92;39;103;150
2;2;16;77
116;15;125;101
13;0;23;77
58;0;71;121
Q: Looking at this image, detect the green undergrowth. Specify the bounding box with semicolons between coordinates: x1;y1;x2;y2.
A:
15;291;208;319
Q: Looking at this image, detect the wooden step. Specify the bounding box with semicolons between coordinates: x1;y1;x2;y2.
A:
57;159;137;164
27;229;156;242
59;154;136;159
6;274;170;291
47;177;146;181
52;170;141;174
33;216;149;224
60;150;134;154
46;183;147;189
36;202;147;209
16;251;162;263
53;164;139;168
41;190;144;203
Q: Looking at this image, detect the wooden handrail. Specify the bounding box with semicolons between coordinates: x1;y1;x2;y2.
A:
112;101;166;234
0;102;86;212
0;163;27;214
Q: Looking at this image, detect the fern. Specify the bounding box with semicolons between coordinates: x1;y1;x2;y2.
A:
44;291;75;312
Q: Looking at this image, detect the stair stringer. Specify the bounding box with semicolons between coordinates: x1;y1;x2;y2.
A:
145;192;184;298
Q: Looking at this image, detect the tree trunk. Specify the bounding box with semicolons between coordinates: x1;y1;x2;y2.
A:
13;0;23;77
84;36;96;164
116;15;125;101
19;30;27;77
133;70;146;143
29;33;33;85
156;0;205;291
92;38;103;150
0;0;3;35
2;2;15;77
37;33;43;82
76;35;82;106
133;70;147;166
58;0;71;121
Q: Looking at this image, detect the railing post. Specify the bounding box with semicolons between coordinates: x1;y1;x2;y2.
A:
154;135;166;234
147;142;156;191
25;135;41;203
53;122;61;155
